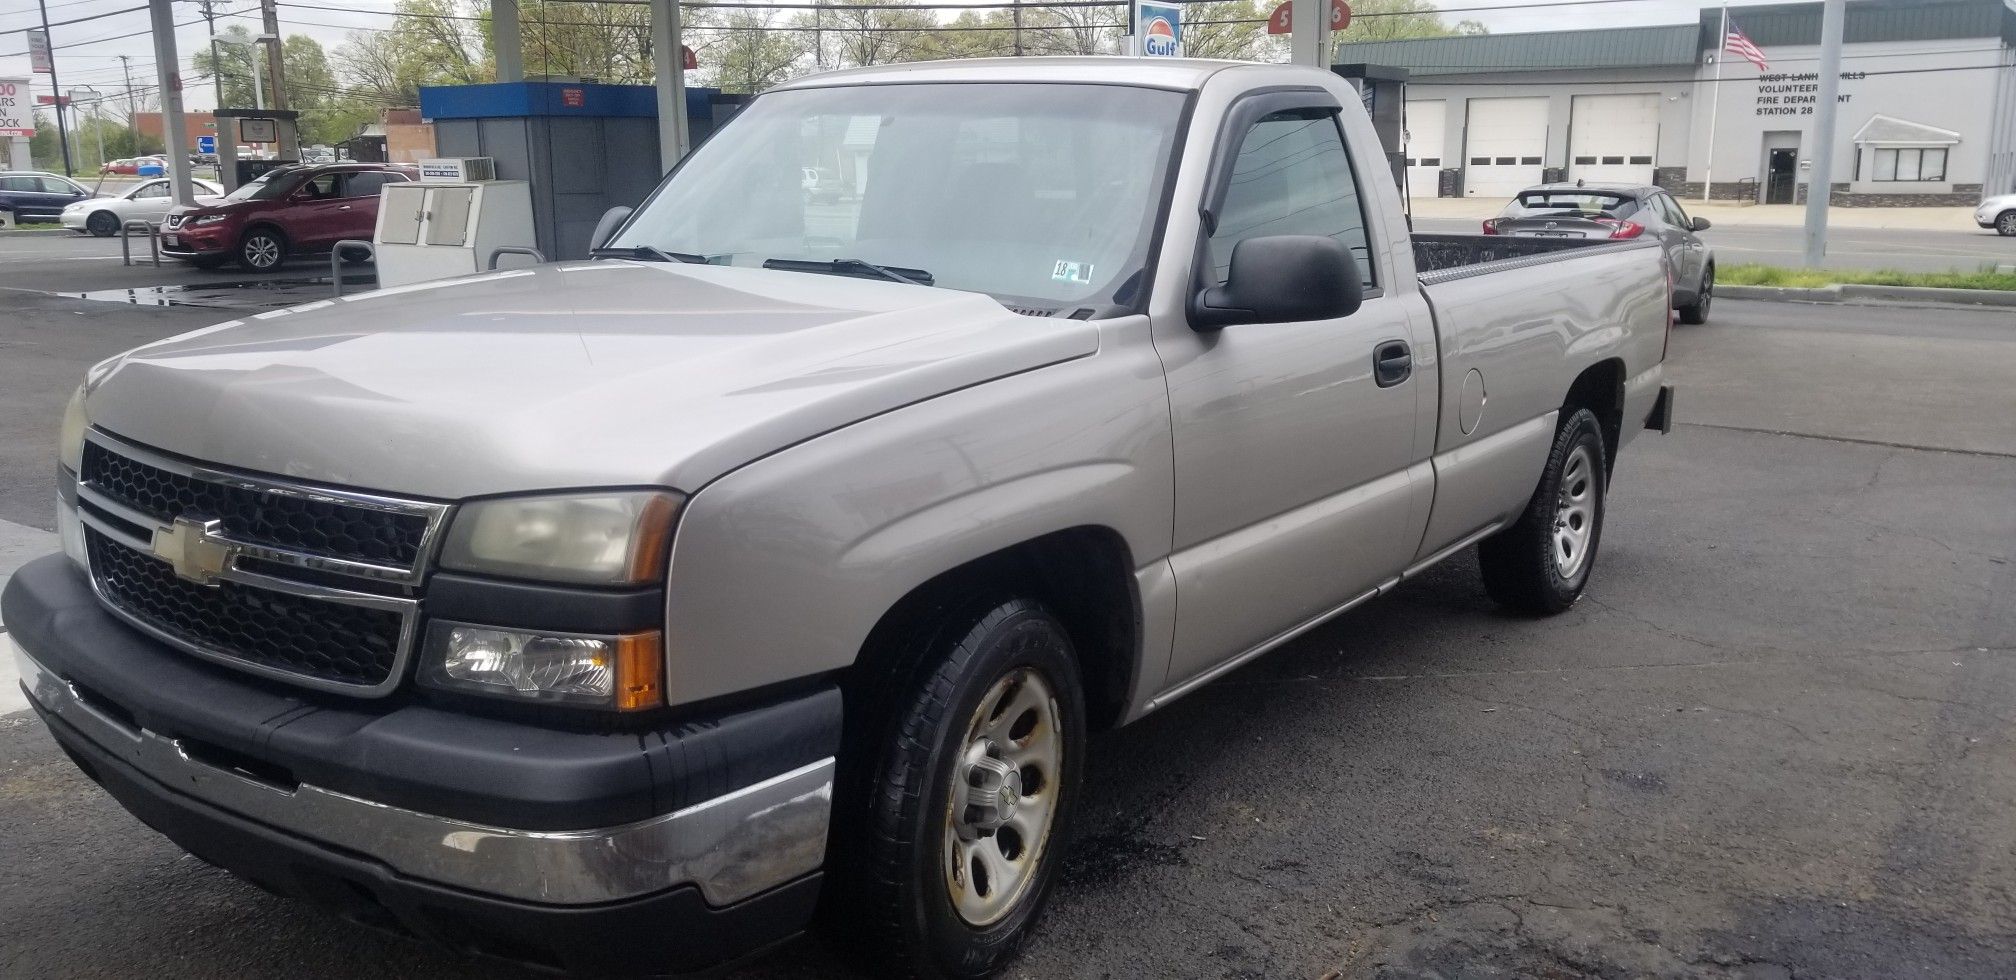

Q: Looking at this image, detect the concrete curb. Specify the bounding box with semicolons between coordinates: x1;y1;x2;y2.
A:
1720;283;2016;308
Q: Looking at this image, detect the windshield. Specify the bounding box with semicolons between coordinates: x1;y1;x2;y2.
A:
611;83;1189;314
222;168;301;203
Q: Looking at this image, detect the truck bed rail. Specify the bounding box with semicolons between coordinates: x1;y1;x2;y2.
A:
1413;234;1654;286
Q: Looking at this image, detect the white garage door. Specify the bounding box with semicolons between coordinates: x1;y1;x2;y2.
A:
1404;100;1447;200
1463;97;1550;199
1570;93;1660;185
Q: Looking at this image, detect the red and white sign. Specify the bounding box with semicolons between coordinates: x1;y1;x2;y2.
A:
683;45;698;70
35;94;71;106
0;79;33;137
561;87;585;108
1267;0;1350;35
27;29;52;74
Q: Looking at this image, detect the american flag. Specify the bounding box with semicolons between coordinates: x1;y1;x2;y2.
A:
1724;20;1770;71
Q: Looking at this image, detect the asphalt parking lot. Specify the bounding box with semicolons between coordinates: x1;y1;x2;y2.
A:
2;270;2014;977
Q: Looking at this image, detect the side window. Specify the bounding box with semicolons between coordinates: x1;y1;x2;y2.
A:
38;176;82;195
346;172;395;198
134;182;170;199
1656;194;1689;227
0;176;35;192
302;174;341;199
1209;109;1376;288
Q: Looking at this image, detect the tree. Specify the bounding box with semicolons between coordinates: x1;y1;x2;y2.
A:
1333;0;1486;43
693;8;812;94
335;0;490;105
810;0;942;69
519;1;654;83
1178;0;1272;60
194;24;263;109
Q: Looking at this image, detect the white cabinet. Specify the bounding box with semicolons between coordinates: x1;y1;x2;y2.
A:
372;180;536;288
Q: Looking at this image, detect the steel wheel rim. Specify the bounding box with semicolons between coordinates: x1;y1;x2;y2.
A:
1552;444;1596;580
246;236;280;268
943;664;1062;927
1699;274;1712;314
88;212;116;235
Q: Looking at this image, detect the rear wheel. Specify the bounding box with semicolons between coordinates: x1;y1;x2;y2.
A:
1479;408;1609;615
1677;264;1713;324
237;227;286;271
1997;211;2016;237
85;210;120;237
833;595;1084;979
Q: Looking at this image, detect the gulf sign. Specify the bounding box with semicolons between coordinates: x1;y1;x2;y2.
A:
1138;1;1182;57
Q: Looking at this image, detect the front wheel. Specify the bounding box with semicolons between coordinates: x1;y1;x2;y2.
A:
86;210;120;237
1677;265;1713;324
1997;211;2016;237
237;227;286;270
834;595;1085;979
1479;408;1609;615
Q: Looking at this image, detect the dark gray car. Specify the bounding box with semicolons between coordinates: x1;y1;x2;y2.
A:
1487;182;1716;323
0;171;91;224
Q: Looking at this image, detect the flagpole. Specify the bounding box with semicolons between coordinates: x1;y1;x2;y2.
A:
1702;1;1727;204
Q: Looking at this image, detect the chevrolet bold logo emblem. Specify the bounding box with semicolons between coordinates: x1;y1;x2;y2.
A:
149;516;239;586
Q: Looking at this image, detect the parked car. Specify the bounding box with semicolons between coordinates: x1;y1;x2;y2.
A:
60;177;226;236
100;158;138;175
0;171;91;223
1976;192;2016;236
1486;182;1716;323
159;162;417;270
135;156;168;177
8;59;1676;978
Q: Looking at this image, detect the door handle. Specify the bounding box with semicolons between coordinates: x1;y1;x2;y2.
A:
338;204;352;211
1374;340;1412;388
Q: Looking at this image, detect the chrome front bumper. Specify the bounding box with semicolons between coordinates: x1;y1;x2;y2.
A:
16;642;833;907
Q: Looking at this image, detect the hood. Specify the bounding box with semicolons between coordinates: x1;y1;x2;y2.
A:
83;261;1099;499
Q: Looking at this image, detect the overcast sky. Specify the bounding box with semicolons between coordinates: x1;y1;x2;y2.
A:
3;0;1798;114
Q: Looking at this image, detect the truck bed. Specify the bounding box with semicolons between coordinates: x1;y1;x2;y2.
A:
1412;233;1647;283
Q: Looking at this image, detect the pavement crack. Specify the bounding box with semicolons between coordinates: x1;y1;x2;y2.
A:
1678;422;2016;460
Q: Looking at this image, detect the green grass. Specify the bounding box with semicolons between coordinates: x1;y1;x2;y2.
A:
1721;264;2016;291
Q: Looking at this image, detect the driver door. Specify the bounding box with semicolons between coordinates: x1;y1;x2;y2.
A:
1157;91;1434;688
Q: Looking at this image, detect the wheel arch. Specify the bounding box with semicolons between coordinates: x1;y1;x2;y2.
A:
847;525;1141;735
1563;357;1626;468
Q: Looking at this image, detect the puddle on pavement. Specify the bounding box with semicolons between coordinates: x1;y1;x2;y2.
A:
59;276;377;311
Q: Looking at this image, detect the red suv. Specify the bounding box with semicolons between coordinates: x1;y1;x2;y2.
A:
162;163;418;270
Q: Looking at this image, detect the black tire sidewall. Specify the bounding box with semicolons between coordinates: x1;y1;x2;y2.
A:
1536;412;1608;601
862;598;1087;980
1998;211;2016;236
87;211;118;237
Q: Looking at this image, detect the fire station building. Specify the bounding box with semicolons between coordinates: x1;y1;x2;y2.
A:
1334;0;2016;205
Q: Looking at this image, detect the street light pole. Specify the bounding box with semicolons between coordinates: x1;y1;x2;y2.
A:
36;0;74;175
1802;0;1846;266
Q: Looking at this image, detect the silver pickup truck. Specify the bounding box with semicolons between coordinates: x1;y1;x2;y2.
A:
5;58;1674;978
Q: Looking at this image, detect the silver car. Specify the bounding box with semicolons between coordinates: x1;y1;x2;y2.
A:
1489;182;1716;323
1975;193;2016;236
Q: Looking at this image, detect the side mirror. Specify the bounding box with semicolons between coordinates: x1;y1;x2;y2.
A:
1191;235;1363;330
1691;216;1712;231
591;205;634;251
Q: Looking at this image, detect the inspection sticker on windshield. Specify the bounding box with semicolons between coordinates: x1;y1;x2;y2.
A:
1051;260;1094;284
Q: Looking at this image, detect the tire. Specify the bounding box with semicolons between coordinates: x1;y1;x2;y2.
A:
86;210;120;237
1479;408;1609;615
1677;264;1712;325
237;226;286;271
832;594;1086;980
1997;211;2016;237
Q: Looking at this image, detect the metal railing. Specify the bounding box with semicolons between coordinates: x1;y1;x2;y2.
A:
331;240;376;298
120;220;160;267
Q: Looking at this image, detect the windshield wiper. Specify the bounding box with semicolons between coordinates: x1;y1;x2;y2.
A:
762;257;934;287
591;244;709;264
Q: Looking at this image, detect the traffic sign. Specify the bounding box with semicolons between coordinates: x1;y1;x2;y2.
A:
1266;0;1351;35
197;135;217;153
0;79;31;137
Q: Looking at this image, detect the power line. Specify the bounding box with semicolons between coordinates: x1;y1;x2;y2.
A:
0;4;145;35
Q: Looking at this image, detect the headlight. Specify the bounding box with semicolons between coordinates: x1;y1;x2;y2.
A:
192;213;229;225
439;491;680;585
59;385;87;473
418;622;663;710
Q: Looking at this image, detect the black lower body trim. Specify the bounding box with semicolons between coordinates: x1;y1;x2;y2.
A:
39;704;820;976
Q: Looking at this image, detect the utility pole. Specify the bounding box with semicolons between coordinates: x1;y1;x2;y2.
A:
117;54;137;148
1288;0;1329;67
198;0;223;107
147;0;194;204
260;0;287;110
36;0;74;175
1802;0;1845;266
1013;0;1023;57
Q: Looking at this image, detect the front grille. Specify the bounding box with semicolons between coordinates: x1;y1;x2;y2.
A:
83;440;429;569
75;431;448;696
87;528;404;688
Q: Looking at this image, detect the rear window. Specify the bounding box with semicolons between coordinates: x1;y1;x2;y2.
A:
1504;192;1639;218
